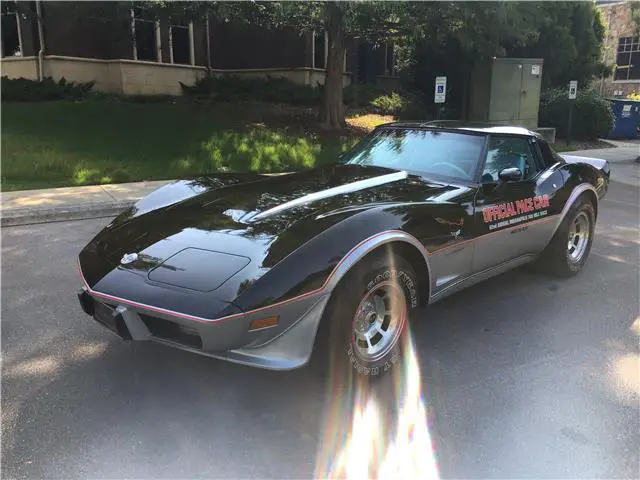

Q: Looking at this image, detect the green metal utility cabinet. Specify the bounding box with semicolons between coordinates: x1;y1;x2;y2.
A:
468;57;544;129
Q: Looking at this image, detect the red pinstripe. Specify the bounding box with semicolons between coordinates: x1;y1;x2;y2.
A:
77;213;558;324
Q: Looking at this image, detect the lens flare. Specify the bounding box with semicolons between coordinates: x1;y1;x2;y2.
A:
315;250;440;479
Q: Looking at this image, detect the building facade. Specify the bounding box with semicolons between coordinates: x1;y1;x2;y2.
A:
0;1;399;96
598;1;640;97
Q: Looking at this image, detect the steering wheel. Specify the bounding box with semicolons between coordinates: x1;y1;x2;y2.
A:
429;162;468;178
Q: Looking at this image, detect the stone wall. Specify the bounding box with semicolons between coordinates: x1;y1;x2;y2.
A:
0;56;206;95
598;2;640;97
0;56;353;95
118;60;206;95
0;57;38;79
43;56;120;93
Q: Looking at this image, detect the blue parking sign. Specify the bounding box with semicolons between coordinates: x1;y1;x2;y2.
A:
434;76;447;104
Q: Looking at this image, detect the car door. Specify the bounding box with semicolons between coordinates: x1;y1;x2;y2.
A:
471;134;564;273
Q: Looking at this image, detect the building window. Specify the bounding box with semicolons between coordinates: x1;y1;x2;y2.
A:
132;7;160;62
169;19;193;65
312;30;328;69
615;36;640;81
1;1;22;58
384;42;395;76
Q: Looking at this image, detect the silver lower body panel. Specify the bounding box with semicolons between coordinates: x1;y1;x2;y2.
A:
82;289;330;371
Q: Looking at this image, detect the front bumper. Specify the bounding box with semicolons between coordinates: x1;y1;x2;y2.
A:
77;288;330;371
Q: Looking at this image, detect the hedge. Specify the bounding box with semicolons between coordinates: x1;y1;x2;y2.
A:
180;75;321;105
539;88;613;140
1;76;95;102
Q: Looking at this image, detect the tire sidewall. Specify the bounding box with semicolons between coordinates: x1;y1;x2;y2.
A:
328;254;419;378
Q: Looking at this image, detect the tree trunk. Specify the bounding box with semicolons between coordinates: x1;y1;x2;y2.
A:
320;2;346;129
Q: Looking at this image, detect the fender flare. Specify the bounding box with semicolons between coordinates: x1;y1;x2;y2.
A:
549;183;598;239
323;229;433;302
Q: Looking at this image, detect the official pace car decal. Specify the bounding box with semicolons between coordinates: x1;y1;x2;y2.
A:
483;194;550;231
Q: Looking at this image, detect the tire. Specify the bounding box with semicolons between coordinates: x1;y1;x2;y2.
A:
320;250;420;382
536;197;595;277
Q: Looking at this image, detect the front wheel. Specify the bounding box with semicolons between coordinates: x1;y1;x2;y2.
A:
322;252;419;380
537;198;595;277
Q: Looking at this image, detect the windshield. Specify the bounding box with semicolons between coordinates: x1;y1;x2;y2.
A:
342;128;486;182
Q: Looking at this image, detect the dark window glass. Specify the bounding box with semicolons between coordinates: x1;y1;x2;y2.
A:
1;13;19;57
172;25;189;64
135;19;155;61
537;140;564;167
0;1;17;15
630;51;640;80
314;32;325;69
615;52;631;80
343;129;485;182
482;136;538;182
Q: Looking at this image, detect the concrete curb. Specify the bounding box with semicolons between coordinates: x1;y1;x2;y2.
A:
1;200;133;227
2;175;297;227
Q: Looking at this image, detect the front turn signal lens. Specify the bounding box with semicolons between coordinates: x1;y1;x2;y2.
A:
249;316;279;331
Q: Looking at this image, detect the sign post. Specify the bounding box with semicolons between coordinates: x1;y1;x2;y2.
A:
567;80;577;143
434;76;447;120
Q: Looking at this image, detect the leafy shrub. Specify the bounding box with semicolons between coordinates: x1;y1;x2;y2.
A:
370;92;408;115
1;76;95;102
539;88;613;140
181;75;320;105
367;90;428;119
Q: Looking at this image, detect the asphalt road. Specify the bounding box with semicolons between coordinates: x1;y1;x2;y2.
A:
2;181;639;479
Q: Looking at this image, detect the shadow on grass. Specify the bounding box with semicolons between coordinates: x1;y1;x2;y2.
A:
1;101;361;191
190;126;356;174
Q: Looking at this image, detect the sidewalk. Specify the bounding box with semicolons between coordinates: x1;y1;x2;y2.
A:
1;180;171;226
2;141;638;227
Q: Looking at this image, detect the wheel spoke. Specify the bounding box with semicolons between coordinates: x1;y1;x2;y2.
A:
365;331;373;350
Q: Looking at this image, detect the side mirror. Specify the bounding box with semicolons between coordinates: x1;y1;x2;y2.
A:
498;167;523;182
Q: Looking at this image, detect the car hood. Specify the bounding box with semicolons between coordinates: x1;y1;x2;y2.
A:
79;164;456;306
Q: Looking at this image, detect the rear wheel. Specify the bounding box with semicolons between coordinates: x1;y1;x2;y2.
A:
536;197;595;277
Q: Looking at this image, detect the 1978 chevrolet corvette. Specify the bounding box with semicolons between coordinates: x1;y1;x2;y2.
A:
77;122;610;377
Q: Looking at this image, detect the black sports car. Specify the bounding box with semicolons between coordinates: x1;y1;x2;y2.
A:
77;122;610;378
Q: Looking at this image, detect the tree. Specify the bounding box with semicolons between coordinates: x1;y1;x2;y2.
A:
261;1;405;129
321;2;346;129
398;1;607;118
397;2;540;119
507;1;607;89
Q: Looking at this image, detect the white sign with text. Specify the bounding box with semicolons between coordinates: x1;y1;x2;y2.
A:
434;76;447;103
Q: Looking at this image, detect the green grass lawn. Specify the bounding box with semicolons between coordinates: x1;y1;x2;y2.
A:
1;101;362;191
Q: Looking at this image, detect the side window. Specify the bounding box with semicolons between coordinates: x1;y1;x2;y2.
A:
481;136;539;182
537;139;564;167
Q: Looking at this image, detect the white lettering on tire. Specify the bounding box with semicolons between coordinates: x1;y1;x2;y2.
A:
347;267;418;376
